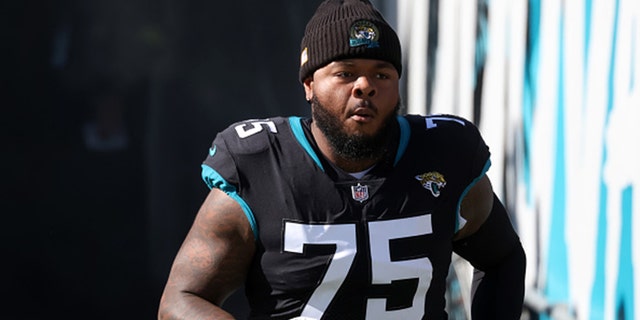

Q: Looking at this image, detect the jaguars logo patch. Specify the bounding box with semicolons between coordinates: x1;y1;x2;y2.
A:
349;20;380;48
415;172;447;197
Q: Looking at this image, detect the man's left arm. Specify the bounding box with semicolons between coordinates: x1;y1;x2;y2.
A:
452;174;526;320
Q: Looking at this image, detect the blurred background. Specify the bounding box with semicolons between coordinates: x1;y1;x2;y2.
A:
2;0;638;319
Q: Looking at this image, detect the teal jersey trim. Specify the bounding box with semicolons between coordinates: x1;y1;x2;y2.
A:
455;159;492;232
394;115;411;166
289;116;325;171
201;164;259;240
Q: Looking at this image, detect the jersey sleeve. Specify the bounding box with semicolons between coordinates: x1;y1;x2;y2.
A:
464;120;491;181
201;118;278;191
453;116;491;230
201;131;240;193
199;121;259;239
423;114;491;180
420;114;492;231
199;118;287;239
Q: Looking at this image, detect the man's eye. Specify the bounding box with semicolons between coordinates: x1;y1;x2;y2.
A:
336;71;353;78
376;73;390;79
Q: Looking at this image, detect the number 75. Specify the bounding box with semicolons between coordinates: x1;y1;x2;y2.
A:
284;215;434;319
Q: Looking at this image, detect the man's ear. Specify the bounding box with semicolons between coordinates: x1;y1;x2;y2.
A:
303;77;313;102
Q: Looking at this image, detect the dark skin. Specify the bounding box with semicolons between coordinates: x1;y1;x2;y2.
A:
159;188;255;320
158;58;494;319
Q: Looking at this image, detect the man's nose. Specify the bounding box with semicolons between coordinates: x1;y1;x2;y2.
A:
353;76;376;97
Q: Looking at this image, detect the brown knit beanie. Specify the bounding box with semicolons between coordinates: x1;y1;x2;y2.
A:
299;0;402;82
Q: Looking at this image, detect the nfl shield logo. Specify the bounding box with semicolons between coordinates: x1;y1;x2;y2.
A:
351;183;369;203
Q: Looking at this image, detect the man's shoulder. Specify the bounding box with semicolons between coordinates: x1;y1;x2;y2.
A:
402;113;474;129
400;113;479;141
220;116;292;135
216;116;299;155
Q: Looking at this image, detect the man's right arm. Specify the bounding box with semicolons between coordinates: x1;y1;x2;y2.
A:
158;188;256;320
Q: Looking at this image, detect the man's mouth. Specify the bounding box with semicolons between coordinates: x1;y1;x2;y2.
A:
349;103;376;122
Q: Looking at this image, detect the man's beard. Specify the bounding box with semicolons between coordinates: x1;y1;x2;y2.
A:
311;95;399;162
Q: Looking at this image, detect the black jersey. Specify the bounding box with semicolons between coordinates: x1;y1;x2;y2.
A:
202;114;491;320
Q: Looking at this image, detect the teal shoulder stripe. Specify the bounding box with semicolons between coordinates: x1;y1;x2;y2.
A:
395;115;411;166
455;159;492;232
201;164;259;240
289;116;324;171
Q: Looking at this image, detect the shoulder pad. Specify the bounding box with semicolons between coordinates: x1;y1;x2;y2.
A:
218;117;290;155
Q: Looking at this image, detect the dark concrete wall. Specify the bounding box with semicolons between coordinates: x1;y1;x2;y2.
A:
2;0;323;318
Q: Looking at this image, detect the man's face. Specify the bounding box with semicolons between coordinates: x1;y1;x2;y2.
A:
303;58;400;161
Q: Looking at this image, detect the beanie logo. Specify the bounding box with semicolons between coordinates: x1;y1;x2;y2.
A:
349;20;380;48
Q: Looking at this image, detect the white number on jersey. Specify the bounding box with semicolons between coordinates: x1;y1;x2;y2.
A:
234;120;277;138
425;116;466;129
283;215;434;319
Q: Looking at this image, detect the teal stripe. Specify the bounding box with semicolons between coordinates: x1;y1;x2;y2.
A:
201;164;259;240
583;0;593;119
523;0;541;205
616;14;636;320
615;186;634;319
589;179;608;320
289;117;324;171
394;116;410;166
590;0;620;318
605;0;619;117
473;0;488;88
455;159;492;232
590;180;608;320
584;0;593;81
544;10;569;308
